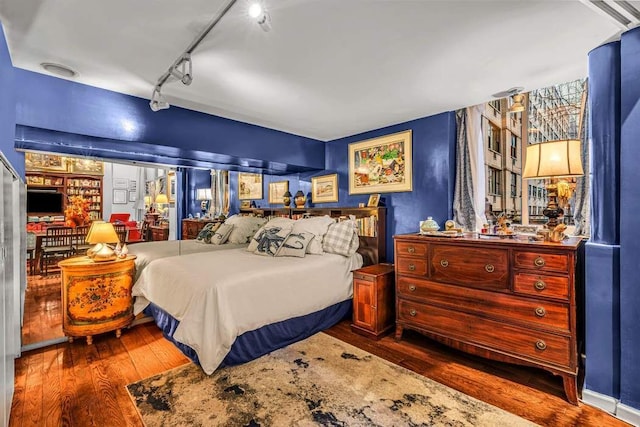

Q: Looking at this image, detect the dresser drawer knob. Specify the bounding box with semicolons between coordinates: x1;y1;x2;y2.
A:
440;259;449;268
485;264;495;273
407;246;415;253
408;284;416;292
535;340;547;351
408;264;416;271
534;257;546;267
535;307;546;317
534;280;546;291
409;309;417;317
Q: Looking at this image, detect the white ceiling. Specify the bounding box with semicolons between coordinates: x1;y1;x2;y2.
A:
0;0;635;141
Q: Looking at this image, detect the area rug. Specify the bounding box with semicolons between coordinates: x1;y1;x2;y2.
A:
126;333;537;426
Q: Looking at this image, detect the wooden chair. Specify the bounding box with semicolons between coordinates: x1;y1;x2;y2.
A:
72;225;91;255
26;231;37;276
40;226;74;276
113;223;127;244
140;221;150;242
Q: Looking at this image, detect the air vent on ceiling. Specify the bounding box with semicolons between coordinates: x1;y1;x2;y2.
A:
586;0;640;28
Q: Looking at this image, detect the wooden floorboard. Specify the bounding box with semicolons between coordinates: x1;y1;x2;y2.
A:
10;319;627;427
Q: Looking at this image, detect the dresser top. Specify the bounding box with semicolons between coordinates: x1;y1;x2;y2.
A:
394;233;585;251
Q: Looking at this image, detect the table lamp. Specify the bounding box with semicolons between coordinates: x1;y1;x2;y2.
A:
155;193;169;217
86;221;120;261
196;188;212;216
522;139;584;229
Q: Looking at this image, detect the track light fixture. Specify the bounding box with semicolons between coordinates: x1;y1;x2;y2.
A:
249;2;271;32
170;53;193;86
149;86;169;112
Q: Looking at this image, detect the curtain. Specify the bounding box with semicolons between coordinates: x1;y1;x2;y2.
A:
453;105;487;232
210;170;230;217
572;84;590;236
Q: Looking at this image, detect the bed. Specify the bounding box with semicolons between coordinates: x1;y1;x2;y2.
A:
132;247;363;374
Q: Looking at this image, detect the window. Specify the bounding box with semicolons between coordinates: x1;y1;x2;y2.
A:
510;172;518;197
488;167;501;195
510;135;518;159
488;100;501;114
487;123;501;153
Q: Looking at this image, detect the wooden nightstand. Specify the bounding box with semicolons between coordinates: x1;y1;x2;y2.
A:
150;224;169;241
181;218;220;240
351;263;395;339
59;255;137;345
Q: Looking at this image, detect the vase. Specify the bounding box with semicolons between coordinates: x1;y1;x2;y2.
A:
420;216;440;233
294;191;306;208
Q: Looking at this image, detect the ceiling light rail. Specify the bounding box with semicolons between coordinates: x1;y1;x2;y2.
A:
149;0;273;111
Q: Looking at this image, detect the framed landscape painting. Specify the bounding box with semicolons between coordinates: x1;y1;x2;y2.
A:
311;174;338;203
238;173;263;200
348;130;412;194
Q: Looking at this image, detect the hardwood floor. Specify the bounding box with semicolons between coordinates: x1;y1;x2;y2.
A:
10;319;626;427
22;274;64;346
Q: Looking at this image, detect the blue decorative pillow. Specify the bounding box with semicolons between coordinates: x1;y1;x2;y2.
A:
195;222;221;244
275;232;315;258
252;225;293;256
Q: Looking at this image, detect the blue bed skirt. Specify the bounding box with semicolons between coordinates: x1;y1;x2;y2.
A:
144;299;352;368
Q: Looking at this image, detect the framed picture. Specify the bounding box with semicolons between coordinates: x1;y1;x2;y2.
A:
113;178;129;189
311;174;339;203
268;181;289;204
113;189;128;204
129;191;137;202
24;152;67;172
348;130;413;194
367;194;381;207
69;158;104;175
238;172;263;200
167;171;176;203
240;200;251;209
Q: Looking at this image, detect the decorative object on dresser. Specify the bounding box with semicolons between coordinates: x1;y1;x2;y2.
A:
394;233;585;404
294;190;306;208
283;190;292;207
182;218;221;240
59;255;137;345
351;263;395;339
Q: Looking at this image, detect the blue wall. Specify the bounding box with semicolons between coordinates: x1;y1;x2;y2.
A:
13;68;326;173
0;24;21;176
586;26;640;413
326;112;456;262
619;26;640;410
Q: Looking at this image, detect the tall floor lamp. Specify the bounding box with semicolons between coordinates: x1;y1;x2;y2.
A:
522;139;584;229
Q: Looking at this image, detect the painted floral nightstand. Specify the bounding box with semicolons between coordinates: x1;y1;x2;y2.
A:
59;255;137;345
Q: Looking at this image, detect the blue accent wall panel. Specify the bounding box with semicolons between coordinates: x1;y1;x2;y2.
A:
619;26;640;410
0;23;22;177
584;242;620;398
14;68;325;171
588;41;620;245
326;112;456;262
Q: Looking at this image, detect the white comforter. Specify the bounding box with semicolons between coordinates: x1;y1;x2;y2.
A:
132;248;362;374
128;240;247;279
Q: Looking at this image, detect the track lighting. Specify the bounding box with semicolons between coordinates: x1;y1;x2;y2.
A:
170;53;193;86
249;2;271;32
149;86;169;112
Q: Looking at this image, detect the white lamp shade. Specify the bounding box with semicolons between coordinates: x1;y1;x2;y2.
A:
196;188;212;200
523;139;584;179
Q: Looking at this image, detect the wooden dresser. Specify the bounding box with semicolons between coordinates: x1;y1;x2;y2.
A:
394;234;584;404
150;224;169;241
59;255;137;345
181;218;219;240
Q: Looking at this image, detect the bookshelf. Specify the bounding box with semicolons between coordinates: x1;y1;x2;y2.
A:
26;172;103;221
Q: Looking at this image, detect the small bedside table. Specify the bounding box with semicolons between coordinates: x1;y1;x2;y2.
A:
351;263;395;340
59;255;137;345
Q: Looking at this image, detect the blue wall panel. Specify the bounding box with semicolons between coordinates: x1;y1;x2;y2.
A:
619;26;640;410
0;24;21;176
326;112;456;262
14;68;326;171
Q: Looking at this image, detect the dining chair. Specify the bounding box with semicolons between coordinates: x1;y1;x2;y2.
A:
113;223;127;244
72;225;91;255
40;226;74;276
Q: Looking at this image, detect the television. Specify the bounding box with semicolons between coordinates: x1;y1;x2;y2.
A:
27;190;64;215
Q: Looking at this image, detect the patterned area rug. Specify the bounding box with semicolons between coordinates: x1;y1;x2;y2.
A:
126;333;537;426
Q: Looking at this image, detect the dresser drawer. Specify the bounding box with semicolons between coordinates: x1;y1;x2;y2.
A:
514;272;570;300
513;251;569;273
397;300;571;368
396;257;428;277
397;277;570;332
430;245;509;290
396;241;428;257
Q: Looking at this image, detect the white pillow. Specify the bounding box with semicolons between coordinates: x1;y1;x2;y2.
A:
252;223;294;256
275;232;314;258
224;215;267;244
323;219;359;256
210;223;234;245
291;215;335;255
